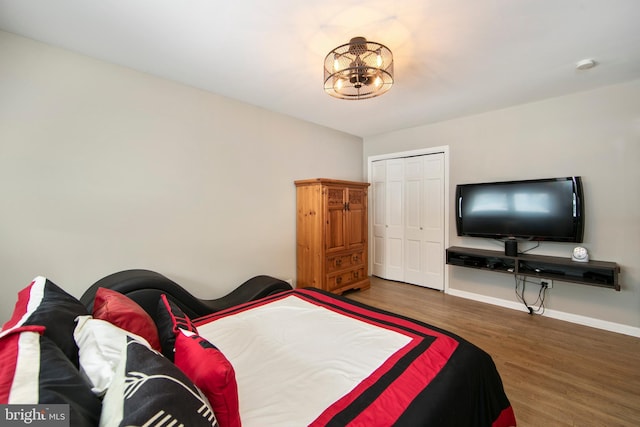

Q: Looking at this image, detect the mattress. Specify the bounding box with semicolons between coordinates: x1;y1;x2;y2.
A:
196;288;516;427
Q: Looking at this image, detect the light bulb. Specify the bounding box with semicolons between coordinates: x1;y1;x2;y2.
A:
376;50;383;67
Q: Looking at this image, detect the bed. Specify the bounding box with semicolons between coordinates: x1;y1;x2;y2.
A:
194;287;516;426
3;270;516;426
93;271;516;426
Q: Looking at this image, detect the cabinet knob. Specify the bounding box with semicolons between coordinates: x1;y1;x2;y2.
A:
336;276;343;284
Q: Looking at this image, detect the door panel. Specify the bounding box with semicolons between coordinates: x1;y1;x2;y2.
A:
371;162;386;277
326;207;345;252
423;178;442;242
423;154;444;290
425;241;444;287
384;159;404;281
403;157;424;285
386;237;403;280
346;187;366;248
325;187;346;252
373;235;385;269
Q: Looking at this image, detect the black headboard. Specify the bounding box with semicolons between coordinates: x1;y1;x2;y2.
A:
79;269;292;322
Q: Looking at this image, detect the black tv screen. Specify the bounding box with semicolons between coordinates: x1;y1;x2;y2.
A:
456;177;584;242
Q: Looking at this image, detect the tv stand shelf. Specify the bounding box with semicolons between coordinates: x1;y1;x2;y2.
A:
446;246;620;291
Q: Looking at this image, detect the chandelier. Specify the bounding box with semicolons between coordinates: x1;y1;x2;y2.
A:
324;36;394;100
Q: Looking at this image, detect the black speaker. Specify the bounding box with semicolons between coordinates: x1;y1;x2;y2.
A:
505;240;518;257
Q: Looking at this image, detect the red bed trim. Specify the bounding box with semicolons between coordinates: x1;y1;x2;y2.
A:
195;289;516;427
290;289;458;426
493;406;517;427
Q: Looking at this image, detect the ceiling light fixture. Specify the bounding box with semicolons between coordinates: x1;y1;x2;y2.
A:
324;36;394;100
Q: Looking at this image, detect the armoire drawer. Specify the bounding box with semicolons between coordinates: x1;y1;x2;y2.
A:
326;251;364;273
327;267;366;291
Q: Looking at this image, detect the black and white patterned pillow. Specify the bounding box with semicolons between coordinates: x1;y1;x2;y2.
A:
101;337;218;427
0;326;102;427
2;276;89;367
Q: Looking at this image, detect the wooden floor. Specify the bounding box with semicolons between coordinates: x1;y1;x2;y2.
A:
345;277;640;427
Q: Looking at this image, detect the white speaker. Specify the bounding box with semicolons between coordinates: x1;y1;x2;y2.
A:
571;246;589;262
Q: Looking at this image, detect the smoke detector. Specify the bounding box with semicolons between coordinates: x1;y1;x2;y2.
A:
575;59;597;71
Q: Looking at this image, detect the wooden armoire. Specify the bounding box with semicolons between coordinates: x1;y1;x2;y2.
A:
295;178;370;294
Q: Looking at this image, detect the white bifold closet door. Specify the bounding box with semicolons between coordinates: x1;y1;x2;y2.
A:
371;153;444;290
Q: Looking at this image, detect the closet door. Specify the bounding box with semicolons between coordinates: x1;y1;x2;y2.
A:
422;154;445;290
384;158;405;281
371;161;386;277
403;157;425;286
371;153;444;290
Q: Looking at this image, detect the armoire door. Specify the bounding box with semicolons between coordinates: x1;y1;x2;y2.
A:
325;185;368;252
371;153;445;290
346;186;367;249
325;186;347;253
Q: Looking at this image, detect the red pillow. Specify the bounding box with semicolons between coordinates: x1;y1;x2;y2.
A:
92;287;161;352
174;329;240;427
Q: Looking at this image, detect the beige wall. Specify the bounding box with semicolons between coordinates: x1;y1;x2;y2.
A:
364;80;640;332
3;28;638;334
0;31;363;318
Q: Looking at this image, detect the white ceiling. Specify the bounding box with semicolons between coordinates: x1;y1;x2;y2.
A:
1;0;639;137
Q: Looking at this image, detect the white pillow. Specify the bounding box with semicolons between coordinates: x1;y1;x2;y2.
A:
73;315;151;395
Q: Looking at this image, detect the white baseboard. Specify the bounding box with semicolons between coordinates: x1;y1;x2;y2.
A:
447;288;640;338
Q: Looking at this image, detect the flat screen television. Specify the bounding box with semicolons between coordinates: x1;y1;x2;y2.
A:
456;177;584;251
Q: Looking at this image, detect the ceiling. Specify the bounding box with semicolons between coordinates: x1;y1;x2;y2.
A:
1;0;639;138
